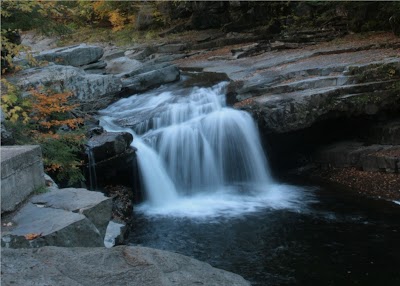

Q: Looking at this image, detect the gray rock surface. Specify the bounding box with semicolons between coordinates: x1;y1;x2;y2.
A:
1;146;45;213
87;132;133;162
125;46;157;61
1;188;112;248
1;204;103;248
314;141;400;173
1;246;250;286
157;43;187;53
105;56;143;75
86;132;136;189
121;64;180;95
35;44;104;67
7;64;122;102
104;221;126;248
177;36;400;134
82;60;107;71
31;188;112;238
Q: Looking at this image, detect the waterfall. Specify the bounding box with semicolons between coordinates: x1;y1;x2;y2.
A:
86;146;98;191
99;81;273;209
100;116;178;207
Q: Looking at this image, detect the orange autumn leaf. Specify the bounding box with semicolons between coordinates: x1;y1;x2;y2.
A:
24;233;42;240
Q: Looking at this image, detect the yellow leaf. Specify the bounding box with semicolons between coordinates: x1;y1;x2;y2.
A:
10;113;19;122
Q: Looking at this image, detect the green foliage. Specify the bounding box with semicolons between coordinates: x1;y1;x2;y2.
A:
33;185;49;195
1;0;74;36
1;81;86;187
0;79;31;123
38;131;85;186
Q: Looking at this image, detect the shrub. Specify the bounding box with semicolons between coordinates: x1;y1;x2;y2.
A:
1;82;86;187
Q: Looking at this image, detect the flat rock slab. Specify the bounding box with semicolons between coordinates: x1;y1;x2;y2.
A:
105;56;143;75
8;64;122;101
1;204;102;248
35;44;104;67
1;188;112;248
1;246;250;286
31;188;113;237
1;145;44;213
121;64;180;95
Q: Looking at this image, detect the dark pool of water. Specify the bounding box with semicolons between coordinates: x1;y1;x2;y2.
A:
127;182;400;286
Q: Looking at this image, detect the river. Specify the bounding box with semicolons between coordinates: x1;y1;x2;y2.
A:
99;78;400;285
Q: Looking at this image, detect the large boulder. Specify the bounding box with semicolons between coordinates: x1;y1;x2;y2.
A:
35;44;104;67
7;64;122;106
105;56;143;75
87;131;133;162
31;188;112;238
231;56;400;134
1;188;112;248
86;132;137;189
121;64;180;95
1;246;251;286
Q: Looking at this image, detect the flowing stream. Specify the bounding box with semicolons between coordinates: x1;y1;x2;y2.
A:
99;80;287;216
99;79;400;285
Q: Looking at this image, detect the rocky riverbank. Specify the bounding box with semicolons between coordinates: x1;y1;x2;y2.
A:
4;28;399;202
174;31;400;201
2;246;250;286
0;146;250;285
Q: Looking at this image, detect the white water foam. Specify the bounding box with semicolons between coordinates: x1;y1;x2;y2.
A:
135;184;312;218
99;81;309;217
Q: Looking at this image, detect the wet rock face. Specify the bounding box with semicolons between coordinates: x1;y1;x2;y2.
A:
86;131;138;190
104;185;135;223
87;131;133;162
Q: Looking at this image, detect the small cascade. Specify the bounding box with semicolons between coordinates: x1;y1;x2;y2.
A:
86;146;98;191
99;81;273;208
100;116;179;206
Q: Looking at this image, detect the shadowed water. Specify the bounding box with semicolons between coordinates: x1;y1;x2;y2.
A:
99;80;400;285
127;183;400;286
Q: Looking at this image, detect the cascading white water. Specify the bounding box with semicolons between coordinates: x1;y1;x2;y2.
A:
98;81;294;217
100;116;178;207
86;147;98;191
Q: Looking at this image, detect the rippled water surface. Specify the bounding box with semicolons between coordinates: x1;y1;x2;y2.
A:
128;183;400;286
99;79;400;285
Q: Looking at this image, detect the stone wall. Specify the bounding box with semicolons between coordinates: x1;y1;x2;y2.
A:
1;146;45;213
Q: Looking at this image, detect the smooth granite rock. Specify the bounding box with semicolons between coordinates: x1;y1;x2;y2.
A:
7;64;122;101
35;44;104;67
1;188;112;248
1;246;251;286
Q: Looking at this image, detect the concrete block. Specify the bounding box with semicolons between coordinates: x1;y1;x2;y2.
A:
1;146;45;213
